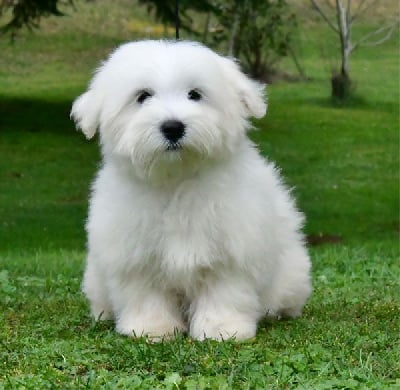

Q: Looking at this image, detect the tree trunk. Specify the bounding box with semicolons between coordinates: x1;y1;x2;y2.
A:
228;10;240;57
332;0;352;100
331;70;352;100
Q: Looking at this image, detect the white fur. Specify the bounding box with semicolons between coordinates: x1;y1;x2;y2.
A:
71;40;312;341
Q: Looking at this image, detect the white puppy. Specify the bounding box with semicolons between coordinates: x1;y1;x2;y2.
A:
71;40;312;341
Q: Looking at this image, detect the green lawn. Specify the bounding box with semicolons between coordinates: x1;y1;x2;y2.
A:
0;1;399;388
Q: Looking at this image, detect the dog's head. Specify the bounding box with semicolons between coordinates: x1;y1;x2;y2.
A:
71;40;266;181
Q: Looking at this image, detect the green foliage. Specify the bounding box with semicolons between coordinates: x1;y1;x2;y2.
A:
0;0;74;36
138;0;297;80
138;0;215;32
211;0;296;81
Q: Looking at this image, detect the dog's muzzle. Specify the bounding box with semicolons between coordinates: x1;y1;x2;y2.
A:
161;120;186;147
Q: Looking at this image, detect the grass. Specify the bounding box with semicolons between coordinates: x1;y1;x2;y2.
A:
1;246;399;388
0;1;399;388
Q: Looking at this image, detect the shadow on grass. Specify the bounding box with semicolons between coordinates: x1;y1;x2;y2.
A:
308;95;399;113
1;203;88;253
0;95;98;253
0;96;76;134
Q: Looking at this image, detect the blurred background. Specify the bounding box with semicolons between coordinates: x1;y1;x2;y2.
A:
0;0;398;250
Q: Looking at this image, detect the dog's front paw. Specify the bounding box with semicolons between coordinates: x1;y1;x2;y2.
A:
116;314;186;342
190;316;256;341
90;303;113;322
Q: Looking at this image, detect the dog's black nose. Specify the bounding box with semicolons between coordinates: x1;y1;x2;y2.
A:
161;120;185;143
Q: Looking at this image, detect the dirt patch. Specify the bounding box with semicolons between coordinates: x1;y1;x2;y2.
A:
307;233;343;246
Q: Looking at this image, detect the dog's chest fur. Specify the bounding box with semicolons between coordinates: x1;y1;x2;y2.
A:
90;159;231;281
88;148;279;290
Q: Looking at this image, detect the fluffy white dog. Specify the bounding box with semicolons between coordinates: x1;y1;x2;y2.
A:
71;40;312;341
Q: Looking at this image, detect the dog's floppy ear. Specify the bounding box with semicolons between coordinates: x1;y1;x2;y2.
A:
70;90;101;139
220;57;267;119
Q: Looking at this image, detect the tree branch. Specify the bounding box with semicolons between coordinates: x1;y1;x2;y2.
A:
351;0;377;23
310;0;340;33
353;21;399;50
346;0;352;27
228;8;240;57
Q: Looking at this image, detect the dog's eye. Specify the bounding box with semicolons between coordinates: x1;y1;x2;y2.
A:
137;90;153;104
188;89;202;101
